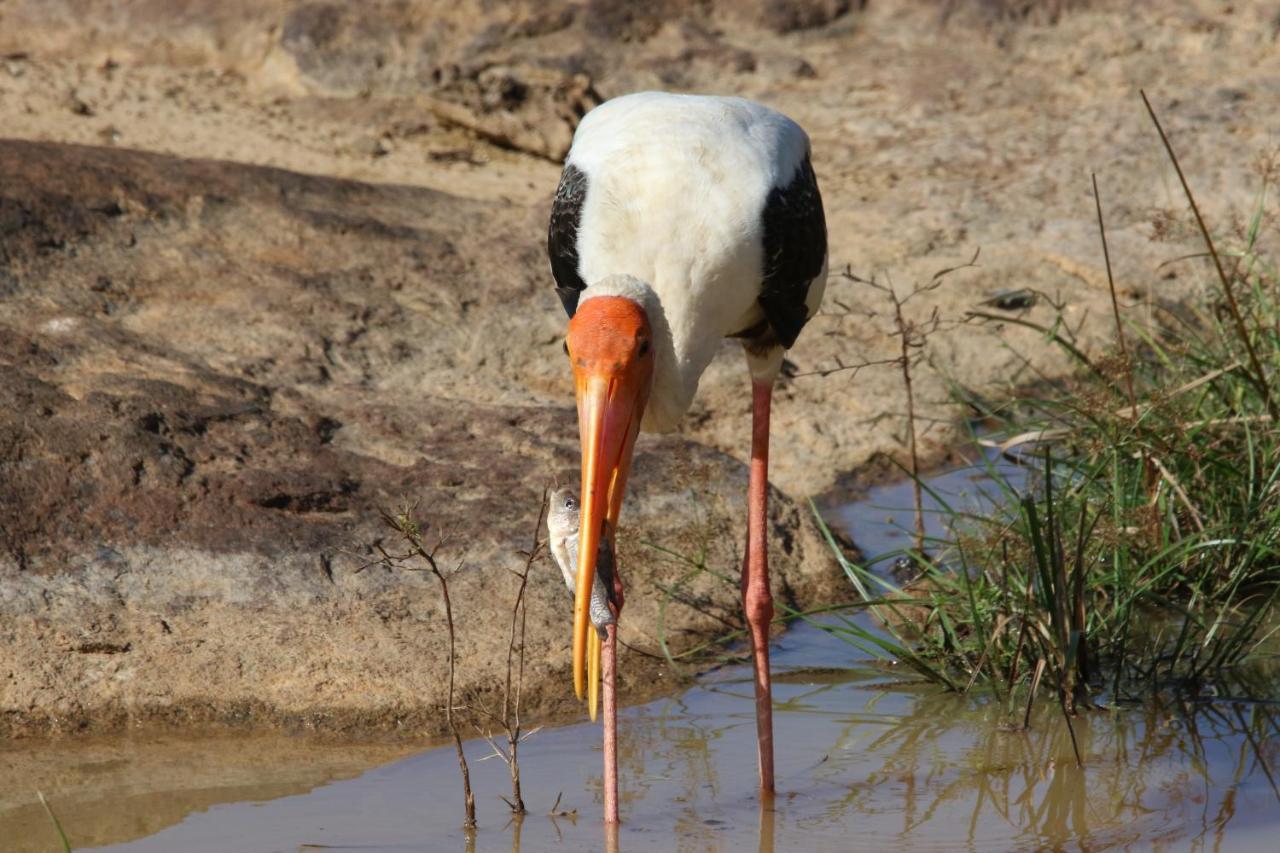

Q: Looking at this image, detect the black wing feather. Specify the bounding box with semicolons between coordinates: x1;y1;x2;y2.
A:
758;155;827;349
547;163;589;317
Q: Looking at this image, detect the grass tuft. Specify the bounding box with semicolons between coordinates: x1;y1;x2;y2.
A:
817;105;1280;719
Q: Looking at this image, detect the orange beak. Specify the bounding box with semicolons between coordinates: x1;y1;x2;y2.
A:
566;295;653;701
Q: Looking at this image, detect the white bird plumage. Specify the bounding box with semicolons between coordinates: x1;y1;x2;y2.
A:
564;92;828;431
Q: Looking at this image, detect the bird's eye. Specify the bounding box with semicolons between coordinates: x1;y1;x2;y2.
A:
565;497;576;510
638;339;650;356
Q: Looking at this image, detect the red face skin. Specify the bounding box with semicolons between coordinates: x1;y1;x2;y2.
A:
564;295;654;699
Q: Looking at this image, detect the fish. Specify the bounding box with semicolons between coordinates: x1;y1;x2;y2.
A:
547;487;617;639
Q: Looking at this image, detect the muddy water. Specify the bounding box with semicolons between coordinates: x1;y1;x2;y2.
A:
5;453;1280;852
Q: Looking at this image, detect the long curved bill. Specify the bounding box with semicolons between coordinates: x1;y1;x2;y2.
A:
573;372;642;701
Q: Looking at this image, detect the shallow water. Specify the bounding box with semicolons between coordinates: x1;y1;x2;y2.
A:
6;453;1279;852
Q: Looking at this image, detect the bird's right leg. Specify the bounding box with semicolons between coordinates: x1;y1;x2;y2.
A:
743;377;776;794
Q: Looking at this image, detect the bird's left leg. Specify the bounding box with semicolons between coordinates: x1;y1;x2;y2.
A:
601;523;623;824
744;375;776;794
602;620;619;823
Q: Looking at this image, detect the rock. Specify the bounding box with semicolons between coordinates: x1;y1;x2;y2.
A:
0;141;839;738
756;0;857;34
66;90;94;116
422;65;601;162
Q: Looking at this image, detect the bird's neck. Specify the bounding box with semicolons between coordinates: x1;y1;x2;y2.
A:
578;275;656;314
579;276;708;434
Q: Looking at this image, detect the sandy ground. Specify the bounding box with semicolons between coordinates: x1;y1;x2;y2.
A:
2;0;1279;737
4;2;1278;490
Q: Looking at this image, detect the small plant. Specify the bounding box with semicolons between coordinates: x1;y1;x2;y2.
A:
806;251;979;554
371;506;476;829
368;496;551;825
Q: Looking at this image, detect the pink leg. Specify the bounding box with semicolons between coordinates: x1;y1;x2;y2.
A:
744;379;776;794
602;622;620;824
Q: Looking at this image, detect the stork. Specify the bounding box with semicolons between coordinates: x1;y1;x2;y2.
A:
546;91;827;823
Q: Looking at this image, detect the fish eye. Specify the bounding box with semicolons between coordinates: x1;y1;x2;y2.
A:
638;339;650;356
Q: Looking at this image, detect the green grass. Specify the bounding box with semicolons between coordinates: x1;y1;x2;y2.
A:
814;99;1280;721
38;791;72;853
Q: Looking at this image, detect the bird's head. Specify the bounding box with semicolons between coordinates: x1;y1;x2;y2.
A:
563;282;655;699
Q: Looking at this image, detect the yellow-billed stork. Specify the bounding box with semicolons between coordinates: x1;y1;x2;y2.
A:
547;91;828;823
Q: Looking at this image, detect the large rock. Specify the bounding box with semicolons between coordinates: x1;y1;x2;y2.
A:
0;141;838;737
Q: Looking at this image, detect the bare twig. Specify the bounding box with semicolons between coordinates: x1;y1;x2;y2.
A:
1093;172;1139;425
547;791;577;818
378;507;476;828
930;246;983;282
891;288;929;554
792;353;900;379
816;259;979;551
501;493;548;813
463;494;548;815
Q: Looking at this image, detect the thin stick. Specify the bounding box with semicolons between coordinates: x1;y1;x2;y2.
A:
501;494;547;814
1092;173;1138;424
895;289;927;555
381;511;476;828
1140;90;1278;422
432;555;476;828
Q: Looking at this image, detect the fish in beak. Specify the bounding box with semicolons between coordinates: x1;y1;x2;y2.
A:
565;294;654;701
545;487;620;720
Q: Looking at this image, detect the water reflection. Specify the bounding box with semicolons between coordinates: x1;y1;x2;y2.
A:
3;635;1276;851
0;735;417;853
596;653;1276;851
757;796;776;853
713;658;1278;851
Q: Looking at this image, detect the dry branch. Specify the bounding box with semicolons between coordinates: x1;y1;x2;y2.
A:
375;507;476;829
